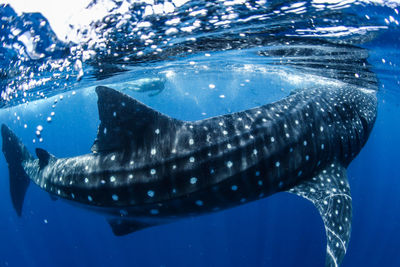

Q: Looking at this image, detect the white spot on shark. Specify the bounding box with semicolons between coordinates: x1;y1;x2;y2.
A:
120;209;128;216
195;200;203;206
150;209;159;215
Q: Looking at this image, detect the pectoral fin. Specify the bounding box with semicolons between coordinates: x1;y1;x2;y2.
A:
107;218;156;236
288;163;352;267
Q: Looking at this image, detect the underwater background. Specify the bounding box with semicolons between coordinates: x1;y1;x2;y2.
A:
0;0;399;266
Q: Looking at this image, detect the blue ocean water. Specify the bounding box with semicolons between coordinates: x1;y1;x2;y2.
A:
0;1;399;266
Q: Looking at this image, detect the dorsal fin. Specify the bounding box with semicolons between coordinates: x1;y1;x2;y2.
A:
35;148;56;169
92;86;182;153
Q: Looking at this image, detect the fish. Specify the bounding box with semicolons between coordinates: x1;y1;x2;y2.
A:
1;85;377;267
118;77;166;96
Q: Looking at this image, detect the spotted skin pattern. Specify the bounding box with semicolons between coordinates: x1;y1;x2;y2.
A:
289;163;351;267
1;85;377;267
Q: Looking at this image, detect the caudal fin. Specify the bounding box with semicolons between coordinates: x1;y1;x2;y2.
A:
1;124;33;216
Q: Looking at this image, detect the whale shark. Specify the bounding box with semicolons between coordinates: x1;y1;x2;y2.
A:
1;85;377;267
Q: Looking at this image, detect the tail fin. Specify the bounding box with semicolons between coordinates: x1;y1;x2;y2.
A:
1;124;33;216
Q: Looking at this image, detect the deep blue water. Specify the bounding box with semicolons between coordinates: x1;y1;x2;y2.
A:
1;1;400;266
